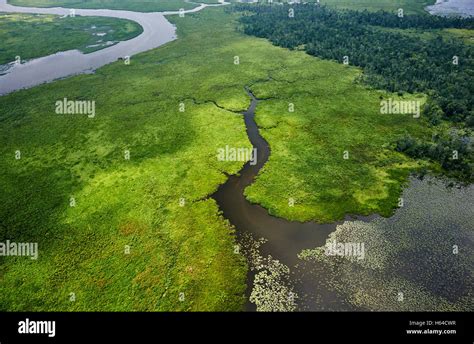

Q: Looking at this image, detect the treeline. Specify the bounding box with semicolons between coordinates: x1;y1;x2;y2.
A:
233;4;473;180
396;132;472;181
234;4;473;124
337;7;474;30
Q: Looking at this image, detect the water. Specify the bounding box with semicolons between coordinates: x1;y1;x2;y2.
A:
0;0;225;95
212;89;376;311
298;176;474;311
213;88;473;311
1;0;471;95
426;0;474;17
0;0;471;311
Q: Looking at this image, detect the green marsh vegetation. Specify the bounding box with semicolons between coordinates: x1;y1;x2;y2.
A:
318;0;436;14
230;0;435;14
8;0;217;12
0;8;256;311
235;4;473;310
0;13;142;65
0;6;460;310
236;4;474;183
443;28;474;44
7;0;436;14
245;65;429;222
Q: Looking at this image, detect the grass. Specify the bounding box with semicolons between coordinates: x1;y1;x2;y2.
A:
319;0;436;15
245;56;431;223
7;0;436;14
7;0;218;12
443;28;474;44
0;8;254;311
0;7;434;310
374;25;474;44
0;13;142;65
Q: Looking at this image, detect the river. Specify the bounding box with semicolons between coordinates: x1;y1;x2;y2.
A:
0;0;472;312
214;89;472;311
211;89;376;311
0;0;471;95
0;0;226;95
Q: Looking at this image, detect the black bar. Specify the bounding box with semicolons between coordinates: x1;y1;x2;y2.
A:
0;312;472;343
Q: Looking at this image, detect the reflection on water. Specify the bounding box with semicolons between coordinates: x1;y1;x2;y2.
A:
213;88;473;312
0;0;225;95
1;0;471;312
297;176;474;311
212;89;376;311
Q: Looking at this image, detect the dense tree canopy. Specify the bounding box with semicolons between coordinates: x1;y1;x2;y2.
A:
233;4;473;181
234;4;473;124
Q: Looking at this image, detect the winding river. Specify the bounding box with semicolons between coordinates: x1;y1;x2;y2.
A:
211;89;375;311
0;0;225;95
0;0;471;95
0;0;472;311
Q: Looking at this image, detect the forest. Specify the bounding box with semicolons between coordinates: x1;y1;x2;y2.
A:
234;4;473;181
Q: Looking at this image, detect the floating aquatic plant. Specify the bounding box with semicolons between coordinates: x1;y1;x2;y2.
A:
299;176;474;311
240;232;298;312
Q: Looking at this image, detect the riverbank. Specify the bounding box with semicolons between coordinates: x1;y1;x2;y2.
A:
0;3;471;312
0;7;252;311
0;0;227;95
0;12;143;65
7;0;202;12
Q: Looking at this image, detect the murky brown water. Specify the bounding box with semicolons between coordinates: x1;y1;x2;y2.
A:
212;89;376;311
1;0;471;311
